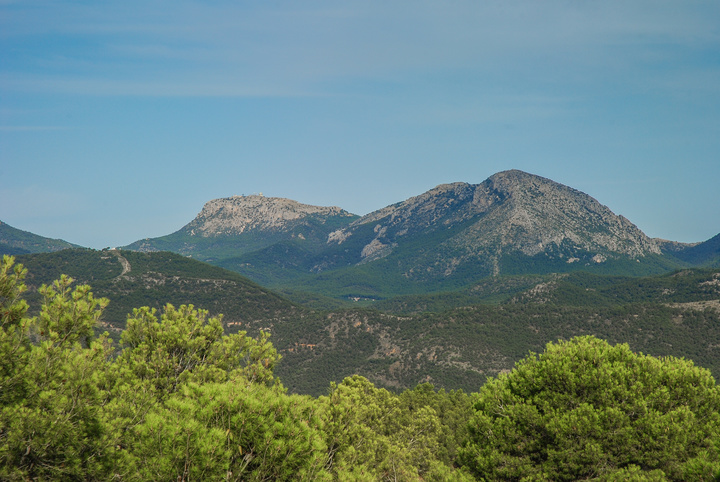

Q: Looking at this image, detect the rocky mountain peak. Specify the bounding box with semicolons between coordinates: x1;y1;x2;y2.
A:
124;170;685;286
186;195;356;237
484;169;583;205
329;170;662;272
471;170;662;258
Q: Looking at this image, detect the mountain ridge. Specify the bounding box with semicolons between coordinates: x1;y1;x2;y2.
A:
326;170;662;272
120;169;708;298
663;233;720;267
0;220;80;255
186;195;355;236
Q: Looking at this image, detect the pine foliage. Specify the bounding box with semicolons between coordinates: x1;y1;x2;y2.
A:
2;255;719;480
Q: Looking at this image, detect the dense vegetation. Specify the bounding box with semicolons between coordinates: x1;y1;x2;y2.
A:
16;249;303;343
665;233;720;267
224;240;682;302
460;336;720;480
12;249;720;398
0;256;472;480
3;255;720;480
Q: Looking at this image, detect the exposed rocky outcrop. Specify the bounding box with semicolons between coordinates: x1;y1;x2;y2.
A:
123;195;358;260
186;195;355;237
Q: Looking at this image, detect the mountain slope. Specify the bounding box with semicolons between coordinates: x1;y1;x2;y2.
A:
0;220;79;255
11;249;720;396
327;170;661;267
124;195;358;262
660;233;720;267
16;249;303;337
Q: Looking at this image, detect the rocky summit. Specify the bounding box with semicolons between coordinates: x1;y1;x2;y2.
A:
326;170;663;277
184;195;355;237
467;170;661;258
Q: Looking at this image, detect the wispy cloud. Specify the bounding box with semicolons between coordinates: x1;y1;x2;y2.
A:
3;1;719;98
1;74;322;97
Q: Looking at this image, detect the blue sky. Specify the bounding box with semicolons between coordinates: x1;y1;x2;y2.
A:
1;0;719;248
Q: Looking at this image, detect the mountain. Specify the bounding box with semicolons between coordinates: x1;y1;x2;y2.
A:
318;169;666;275
125;170;688;300
124;195;358;262
658;233;720;267
232;170;678;298
7;172;719;396
0;220;79;255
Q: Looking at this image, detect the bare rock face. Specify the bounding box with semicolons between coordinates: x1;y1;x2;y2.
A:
454;170;662;258
328;182;485;261
351;182;481;229
123;194;358;260
329;170;662;271
186;195;354;237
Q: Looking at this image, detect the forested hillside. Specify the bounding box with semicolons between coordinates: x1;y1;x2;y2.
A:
16;249;304;341
2;255;720;481
12;249;720;399
668;233;720;267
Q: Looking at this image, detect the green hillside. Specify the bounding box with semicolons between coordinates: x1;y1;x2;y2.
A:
273;296;720;395
670;233;720;267
0;220;79;255
274;267;720;394
12;249;720;398
267;249;680;302
511;268;720;305
16;249;303;340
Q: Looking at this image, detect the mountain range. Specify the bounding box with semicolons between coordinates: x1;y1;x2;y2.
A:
3;170;719;303
119;170;718;301
2;169;720;394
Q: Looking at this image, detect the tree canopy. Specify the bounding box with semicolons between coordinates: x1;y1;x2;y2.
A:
0;255;472;480
460;335;720;481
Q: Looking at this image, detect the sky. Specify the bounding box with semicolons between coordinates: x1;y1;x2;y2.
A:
1;0;719;248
